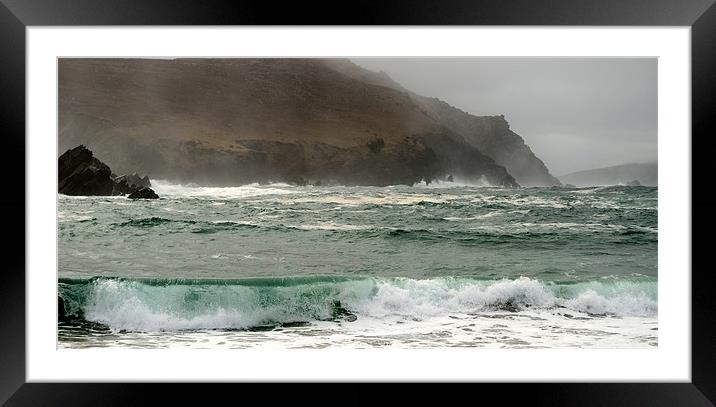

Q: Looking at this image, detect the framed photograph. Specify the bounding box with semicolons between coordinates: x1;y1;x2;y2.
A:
3;0;713;405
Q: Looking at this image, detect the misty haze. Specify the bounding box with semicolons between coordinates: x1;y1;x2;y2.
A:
57;58;657;349
354;57;657;178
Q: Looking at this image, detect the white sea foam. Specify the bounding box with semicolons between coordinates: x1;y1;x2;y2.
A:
73;277;657;333
291;222;372;231
61;311;658;349
289;194;454;206
151;180;298;199
443;212;503;221
350;277;656;318
411;176;493;189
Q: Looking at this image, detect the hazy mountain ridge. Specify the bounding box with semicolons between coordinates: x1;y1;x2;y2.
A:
58;58;535;187
325;60;560;186
558;163;657;187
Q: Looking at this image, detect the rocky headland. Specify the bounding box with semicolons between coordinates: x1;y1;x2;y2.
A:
58;58;561;187
558;163;657;187
58;145;159;198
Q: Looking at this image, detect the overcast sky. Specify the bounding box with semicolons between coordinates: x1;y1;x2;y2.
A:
352;58;657;176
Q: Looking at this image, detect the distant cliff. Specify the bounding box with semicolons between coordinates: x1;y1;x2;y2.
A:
324;60;560;187
559;163;657;187
59;58;529;187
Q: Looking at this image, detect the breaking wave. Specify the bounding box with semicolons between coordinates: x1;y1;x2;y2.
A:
58;276;657;331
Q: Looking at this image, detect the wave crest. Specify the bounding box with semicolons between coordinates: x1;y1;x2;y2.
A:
59;276;657;331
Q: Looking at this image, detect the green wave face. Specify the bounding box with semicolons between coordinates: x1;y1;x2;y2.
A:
59;276;657;331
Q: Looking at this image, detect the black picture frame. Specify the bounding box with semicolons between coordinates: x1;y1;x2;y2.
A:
1;0;713;405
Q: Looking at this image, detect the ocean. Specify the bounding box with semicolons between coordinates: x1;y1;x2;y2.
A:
58;182;657;348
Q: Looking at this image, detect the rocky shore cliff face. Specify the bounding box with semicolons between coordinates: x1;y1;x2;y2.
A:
58;145;159;198
58;58;554;187
325;60;561;187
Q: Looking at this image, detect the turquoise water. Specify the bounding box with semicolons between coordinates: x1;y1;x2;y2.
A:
58;182;657;348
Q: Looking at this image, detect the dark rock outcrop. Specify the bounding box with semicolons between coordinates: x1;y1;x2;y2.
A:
128;187;159;199
58;296;67;322
59;145;159;198
58;145;115;195
115;173;151;188
331;300;358;322
111;178;135;195
112;173;152;194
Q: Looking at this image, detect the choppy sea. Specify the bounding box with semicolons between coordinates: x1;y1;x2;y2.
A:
58;182;657;348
